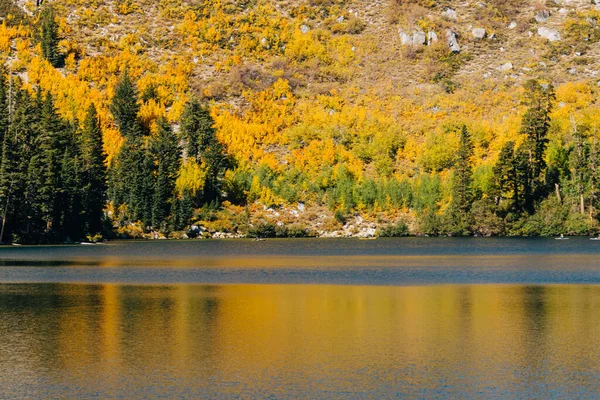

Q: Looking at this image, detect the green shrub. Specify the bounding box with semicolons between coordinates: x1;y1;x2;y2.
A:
248;221;277;238
379;221;409;237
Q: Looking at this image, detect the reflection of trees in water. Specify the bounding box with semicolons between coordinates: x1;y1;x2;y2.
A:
2;284;600;397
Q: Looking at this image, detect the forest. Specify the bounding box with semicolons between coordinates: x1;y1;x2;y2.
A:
1;1;600;242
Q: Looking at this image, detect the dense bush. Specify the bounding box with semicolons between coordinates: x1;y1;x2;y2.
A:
379;221;409;237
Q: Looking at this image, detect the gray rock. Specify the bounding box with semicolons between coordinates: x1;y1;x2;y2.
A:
300;24;310;34
538;27;561;41
446;30;461;53
399;30;413;45
508;21;517;30
442;8;458;21
336;15;344;23
535;10;550;23
498;62;513;72
413;30;427;45
428;31;438;45
472;28;486;39
399;29;426;46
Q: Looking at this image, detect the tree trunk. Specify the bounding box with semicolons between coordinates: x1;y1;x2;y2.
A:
555;183;562;203
581;194;585;215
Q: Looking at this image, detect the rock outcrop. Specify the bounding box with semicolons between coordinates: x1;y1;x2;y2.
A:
472;28;486;39
446;30;461;53
538;27;561;41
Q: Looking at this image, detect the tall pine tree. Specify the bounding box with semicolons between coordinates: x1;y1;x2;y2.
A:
494;141;519;213
570;125;590;215
0;85;32;242
180;99;228;205
152;118;181;232
39;6;62;68
0;68;8;162
80;104;107;235
448;125;474;235
517;79;555;213
38;92;68;236
110;70;140;138
59;131;83;241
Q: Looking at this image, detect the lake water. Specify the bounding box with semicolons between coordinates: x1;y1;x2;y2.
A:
1;238;600;398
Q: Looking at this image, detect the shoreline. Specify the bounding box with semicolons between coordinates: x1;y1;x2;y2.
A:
1;234;596;247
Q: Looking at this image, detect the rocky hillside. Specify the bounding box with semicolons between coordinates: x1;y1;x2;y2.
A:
38;0;600;89
8;0;600;93
3;0;600;238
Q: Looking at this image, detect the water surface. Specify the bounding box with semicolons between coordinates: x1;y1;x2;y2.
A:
1;238;600;398
2;237;600;285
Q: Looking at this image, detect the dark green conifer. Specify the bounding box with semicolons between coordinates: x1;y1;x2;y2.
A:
1;87;38;242
448;125;474;235
0;68;8;156
494;141;519;213
59;139;83;241
39;6;62;68
110;70;140;138
173;190;194;231
589;138;600;218
568;125;590;215
152;118;181;232
80;104;107;235
38;92;67;234
180;99;229;204
516;80;555;212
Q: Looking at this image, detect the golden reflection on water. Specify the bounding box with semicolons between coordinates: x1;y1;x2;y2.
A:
1;284;600;397
84;253;600;269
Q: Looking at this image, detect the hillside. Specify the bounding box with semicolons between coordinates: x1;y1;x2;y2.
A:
2;0;600;240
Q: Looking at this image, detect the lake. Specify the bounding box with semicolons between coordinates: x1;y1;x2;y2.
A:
1;238;600;398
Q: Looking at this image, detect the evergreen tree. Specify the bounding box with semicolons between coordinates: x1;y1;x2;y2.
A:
514;146;532;214
203;143;229;204
0;86;106;243
180;98;204;161
173;190;194;231
516;79;555;212
569;125;590;215
494;141;520;213
110;70;140;138
152;118;181;232
39;6;62;68
110;132;148;224
137;144;155;227
59;136;83;241
80;104;107;235
0;86;37;242
107;73;149;226
590;137;600;219
448;125;474;234
38;92;68;235
0;68;8;159
180;99;229;204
